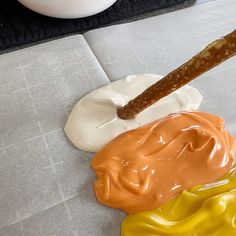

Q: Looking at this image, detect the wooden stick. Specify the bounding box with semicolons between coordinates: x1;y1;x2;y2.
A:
117;30;236;120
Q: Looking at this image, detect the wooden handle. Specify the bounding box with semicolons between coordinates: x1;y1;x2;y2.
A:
117;30;236;120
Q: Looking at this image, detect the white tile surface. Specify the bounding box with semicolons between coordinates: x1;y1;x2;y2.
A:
85;0;236;81
0;35;120;236
195;0;216;4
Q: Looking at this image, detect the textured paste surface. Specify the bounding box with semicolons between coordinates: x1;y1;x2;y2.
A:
91;111;236;214
122;167;236;236
65;74;202;152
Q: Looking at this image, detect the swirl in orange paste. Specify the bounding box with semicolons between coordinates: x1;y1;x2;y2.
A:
91;111;236;214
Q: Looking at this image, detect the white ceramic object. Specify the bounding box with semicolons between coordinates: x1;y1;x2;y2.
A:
18;0;117;18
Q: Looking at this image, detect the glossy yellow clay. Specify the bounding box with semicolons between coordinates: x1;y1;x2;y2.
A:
122;167;236;236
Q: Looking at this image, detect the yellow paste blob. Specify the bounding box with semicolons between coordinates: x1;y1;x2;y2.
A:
122;167;236;236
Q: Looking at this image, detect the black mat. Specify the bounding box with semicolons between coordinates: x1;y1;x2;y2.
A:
0;0;195;51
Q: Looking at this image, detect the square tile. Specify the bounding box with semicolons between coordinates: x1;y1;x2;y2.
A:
0;203;72;236
0;35;110;231
67;189;126;236
0;144;61;227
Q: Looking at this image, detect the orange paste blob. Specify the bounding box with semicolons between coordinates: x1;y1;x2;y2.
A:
91;111;236;214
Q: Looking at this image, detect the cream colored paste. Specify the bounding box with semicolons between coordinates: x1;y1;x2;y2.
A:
65;74;202;152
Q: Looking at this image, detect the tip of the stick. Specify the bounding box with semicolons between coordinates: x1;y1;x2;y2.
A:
117;107;135;120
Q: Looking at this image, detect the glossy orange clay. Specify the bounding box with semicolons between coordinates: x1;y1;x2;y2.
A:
91;111;236;214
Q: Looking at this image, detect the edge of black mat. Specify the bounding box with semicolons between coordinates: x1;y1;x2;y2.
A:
0;0;196;54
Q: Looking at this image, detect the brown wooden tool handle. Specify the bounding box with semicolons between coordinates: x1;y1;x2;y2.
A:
117;30;236;120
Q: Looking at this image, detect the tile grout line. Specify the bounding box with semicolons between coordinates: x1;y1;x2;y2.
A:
0;142;7;155
25;128;62;142
82;36;112;83
37;121;73;222
0;142;14;155
0;193;79;229
17;64;39;116
123;36;149;72
42;161;64;170
12;83;43;94
37;121;49;150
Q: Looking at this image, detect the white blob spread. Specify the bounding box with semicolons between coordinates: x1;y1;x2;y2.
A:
65;74;203;152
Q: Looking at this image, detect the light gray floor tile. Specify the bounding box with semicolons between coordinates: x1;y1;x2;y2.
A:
0;35;110;231
0;0;235;235
0;202;72;236
85;0;236;81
